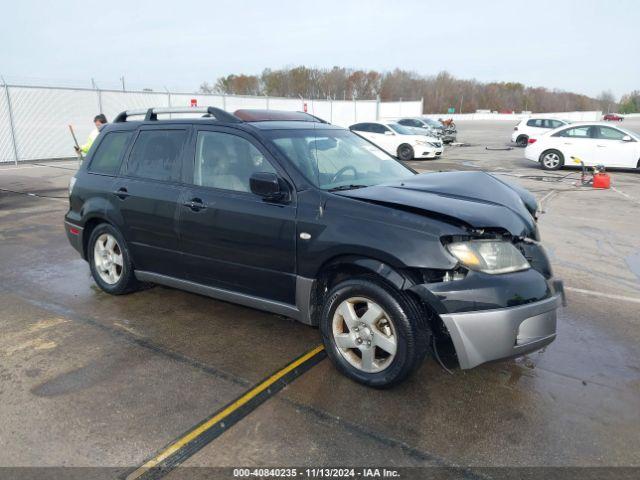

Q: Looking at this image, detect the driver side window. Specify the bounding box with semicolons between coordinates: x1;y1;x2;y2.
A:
194;131;276;193
596;127;626;140
372;124;389;134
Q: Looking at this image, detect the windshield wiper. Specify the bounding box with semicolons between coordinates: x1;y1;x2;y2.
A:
327;184;369;192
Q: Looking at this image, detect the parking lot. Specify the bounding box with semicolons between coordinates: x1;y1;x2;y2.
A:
1;120;639;477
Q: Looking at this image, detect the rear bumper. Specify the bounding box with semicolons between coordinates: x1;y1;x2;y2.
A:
524;147;539;162
440;290;562;369
64;220;84;257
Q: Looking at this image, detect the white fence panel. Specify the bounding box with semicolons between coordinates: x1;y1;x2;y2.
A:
224;95;268;112
0;84;422;162
330;100;358;127
170;93;225;109
267;98;303;111
10;86;100;161
355;101;377;123
307;100;332;123
379;100;422;119
0;88;15;163
100;90;170;121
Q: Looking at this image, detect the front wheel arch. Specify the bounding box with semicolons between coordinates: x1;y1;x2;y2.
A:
397;143;415;161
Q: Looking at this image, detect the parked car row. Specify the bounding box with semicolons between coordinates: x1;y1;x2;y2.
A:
524;122;640;170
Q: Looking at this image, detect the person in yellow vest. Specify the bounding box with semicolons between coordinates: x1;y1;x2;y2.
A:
75;114;108;154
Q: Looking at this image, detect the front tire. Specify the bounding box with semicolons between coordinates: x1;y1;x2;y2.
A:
88;223;140;295
540;149;564;171
397;144;415;161
319;277;431;388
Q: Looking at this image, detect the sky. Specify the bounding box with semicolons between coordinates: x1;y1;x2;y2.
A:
1;0;638;99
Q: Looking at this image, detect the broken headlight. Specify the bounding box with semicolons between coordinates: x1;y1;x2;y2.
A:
446;240;530;275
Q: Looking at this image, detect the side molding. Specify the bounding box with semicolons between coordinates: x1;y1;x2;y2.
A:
134;271;316;325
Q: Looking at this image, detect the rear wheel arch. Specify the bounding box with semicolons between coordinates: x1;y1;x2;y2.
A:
82;216;110;259
539;149;564;170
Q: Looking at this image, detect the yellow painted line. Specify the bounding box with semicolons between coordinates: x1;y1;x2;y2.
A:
126;344;325;480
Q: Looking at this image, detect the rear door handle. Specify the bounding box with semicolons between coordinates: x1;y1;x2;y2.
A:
113;187;129;199
183;198;207;211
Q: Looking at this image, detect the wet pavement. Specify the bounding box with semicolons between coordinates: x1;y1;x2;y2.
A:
1;121;639;474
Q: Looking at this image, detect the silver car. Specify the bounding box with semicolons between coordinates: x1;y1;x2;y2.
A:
398;117;457;144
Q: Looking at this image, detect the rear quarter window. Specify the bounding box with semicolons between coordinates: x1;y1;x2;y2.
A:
88;131;132;175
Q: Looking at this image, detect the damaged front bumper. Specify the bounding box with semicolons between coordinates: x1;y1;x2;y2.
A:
439;290;562;369
410;268;564;369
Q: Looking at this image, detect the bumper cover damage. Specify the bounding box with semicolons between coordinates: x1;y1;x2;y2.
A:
440;292;562;369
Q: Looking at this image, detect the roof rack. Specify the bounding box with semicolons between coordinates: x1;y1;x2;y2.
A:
113;106;242;123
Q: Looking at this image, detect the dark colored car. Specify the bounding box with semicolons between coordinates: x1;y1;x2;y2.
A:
603;113;624;121
65;107;563;388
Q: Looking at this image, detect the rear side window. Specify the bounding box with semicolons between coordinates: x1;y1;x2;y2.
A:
88;131;132;175
126;130;187;182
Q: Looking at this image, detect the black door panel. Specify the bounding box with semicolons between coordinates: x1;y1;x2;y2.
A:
117;126;190;277
116;178;184;277
178;128;297;304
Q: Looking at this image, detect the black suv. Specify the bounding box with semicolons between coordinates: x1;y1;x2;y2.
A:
65;107;563;388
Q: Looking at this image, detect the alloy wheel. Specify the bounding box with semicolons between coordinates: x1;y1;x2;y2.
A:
332;297;397;373
542;152;561;169
93;233;124;285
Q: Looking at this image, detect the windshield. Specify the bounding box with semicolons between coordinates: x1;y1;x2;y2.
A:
388;123;413;135
265;128;414;191
423;119;442;128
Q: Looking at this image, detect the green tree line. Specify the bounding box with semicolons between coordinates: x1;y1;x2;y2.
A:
200;66;635;114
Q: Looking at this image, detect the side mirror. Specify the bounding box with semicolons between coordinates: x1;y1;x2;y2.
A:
250;172;286;201
384;130;394;136
622;135;633;142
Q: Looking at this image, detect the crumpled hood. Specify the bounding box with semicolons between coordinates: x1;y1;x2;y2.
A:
336;171;538;238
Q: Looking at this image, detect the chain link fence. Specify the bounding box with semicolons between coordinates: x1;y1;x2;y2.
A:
0;83;423;164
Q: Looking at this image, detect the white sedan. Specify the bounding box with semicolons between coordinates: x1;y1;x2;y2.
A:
525;122;640;170
349;121;443;161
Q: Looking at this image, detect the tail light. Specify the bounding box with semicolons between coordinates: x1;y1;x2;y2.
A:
528;138;537;144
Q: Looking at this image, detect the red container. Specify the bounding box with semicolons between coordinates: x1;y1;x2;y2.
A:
593;173;611;189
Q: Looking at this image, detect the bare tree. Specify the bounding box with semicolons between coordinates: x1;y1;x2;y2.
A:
201;66;606;113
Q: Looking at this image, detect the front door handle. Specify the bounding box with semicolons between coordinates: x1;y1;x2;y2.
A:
183;198;207;211
113;187;129;199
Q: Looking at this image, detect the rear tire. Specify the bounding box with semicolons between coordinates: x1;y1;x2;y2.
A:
516;135;529;147
540;149;564;171
397;144;415;161
319;276;431;388
88;223;140;295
